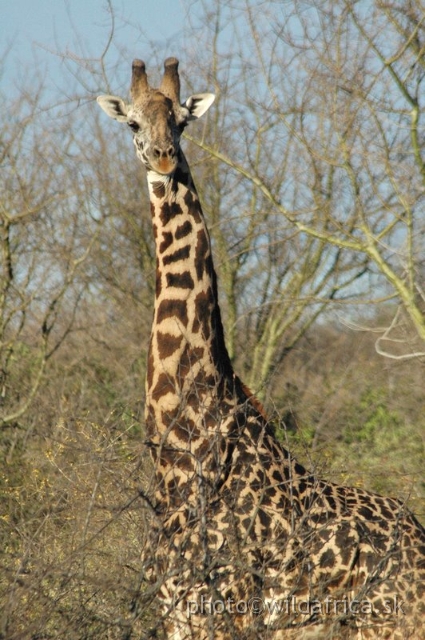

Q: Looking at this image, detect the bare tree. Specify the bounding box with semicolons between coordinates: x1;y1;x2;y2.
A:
184;0;425;379
0;78;94;431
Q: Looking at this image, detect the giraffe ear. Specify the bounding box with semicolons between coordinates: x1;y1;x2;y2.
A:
183;93;215;121
96;95;129;122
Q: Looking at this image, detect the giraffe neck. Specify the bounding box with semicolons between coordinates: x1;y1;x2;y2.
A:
145;151;235;449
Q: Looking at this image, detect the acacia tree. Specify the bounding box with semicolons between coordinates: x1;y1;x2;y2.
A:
0;60;156;432
183;0;425;388
0;80;96;432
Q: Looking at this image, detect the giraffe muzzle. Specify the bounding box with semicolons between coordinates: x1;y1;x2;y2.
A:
150;145;178;175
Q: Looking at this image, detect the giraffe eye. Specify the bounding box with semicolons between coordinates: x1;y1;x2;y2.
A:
128;120;140;132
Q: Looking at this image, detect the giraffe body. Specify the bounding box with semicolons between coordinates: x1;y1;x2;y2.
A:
97;58;425;639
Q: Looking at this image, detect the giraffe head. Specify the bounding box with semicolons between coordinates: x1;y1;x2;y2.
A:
97;57;215;175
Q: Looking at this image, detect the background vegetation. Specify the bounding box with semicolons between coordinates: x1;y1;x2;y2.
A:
1;0;424;637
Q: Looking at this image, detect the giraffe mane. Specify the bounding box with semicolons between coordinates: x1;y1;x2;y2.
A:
238;378;269;421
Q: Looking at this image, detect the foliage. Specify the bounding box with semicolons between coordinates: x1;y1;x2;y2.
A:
0;417;155;639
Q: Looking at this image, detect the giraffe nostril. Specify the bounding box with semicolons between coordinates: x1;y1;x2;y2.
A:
153;146;175;159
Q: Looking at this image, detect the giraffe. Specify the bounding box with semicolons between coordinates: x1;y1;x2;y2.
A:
97;58;425;639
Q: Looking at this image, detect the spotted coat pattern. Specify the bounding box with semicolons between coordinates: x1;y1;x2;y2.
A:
97;58;425;640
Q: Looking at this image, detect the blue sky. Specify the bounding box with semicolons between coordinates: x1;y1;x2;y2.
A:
2;0;186;92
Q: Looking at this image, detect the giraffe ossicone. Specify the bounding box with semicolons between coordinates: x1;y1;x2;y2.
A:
97;57;425;640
